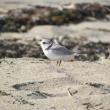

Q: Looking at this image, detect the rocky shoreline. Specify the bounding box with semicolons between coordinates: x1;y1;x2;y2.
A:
0;37;109;61
0;3;110;32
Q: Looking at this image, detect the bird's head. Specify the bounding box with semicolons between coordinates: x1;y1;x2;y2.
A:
38;38;54;50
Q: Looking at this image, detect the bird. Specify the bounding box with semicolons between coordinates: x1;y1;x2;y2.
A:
39;38;75;66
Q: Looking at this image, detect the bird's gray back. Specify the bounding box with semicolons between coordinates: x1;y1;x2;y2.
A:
50;45;73;55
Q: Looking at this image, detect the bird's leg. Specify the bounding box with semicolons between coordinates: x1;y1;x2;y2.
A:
56;60;62;66
57;61;59;65
59;60;62;66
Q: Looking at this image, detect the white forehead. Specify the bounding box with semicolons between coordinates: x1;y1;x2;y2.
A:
40;39;54;44
41;39;51;42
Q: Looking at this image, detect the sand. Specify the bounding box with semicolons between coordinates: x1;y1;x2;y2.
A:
0;58;110;110
0;0;110;11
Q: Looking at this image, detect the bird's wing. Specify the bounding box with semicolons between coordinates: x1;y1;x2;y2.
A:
51;45;73;55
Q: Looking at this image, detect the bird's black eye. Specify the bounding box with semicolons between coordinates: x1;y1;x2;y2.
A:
42;42;46;44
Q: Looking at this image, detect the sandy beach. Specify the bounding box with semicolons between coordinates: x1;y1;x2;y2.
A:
0;0;110;110
0;58;110;110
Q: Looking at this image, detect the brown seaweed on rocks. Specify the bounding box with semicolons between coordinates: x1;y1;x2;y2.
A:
0;39;44;58
0;3;110;32
0;39;109;61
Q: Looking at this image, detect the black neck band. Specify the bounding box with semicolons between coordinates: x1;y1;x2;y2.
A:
45;42;53;50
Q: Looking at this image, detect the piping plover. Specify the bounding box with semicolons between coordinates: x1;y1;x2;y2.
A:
39;38;75;65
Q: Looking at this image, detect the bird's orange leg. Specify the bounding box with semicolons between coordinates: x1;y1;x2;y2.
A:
59;60;62;66
57;61;59;65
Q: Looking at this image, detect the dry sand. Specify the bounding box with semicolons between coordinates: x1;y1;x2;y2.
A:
1;21;110;42
0;0;110;11
0;58;110;110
